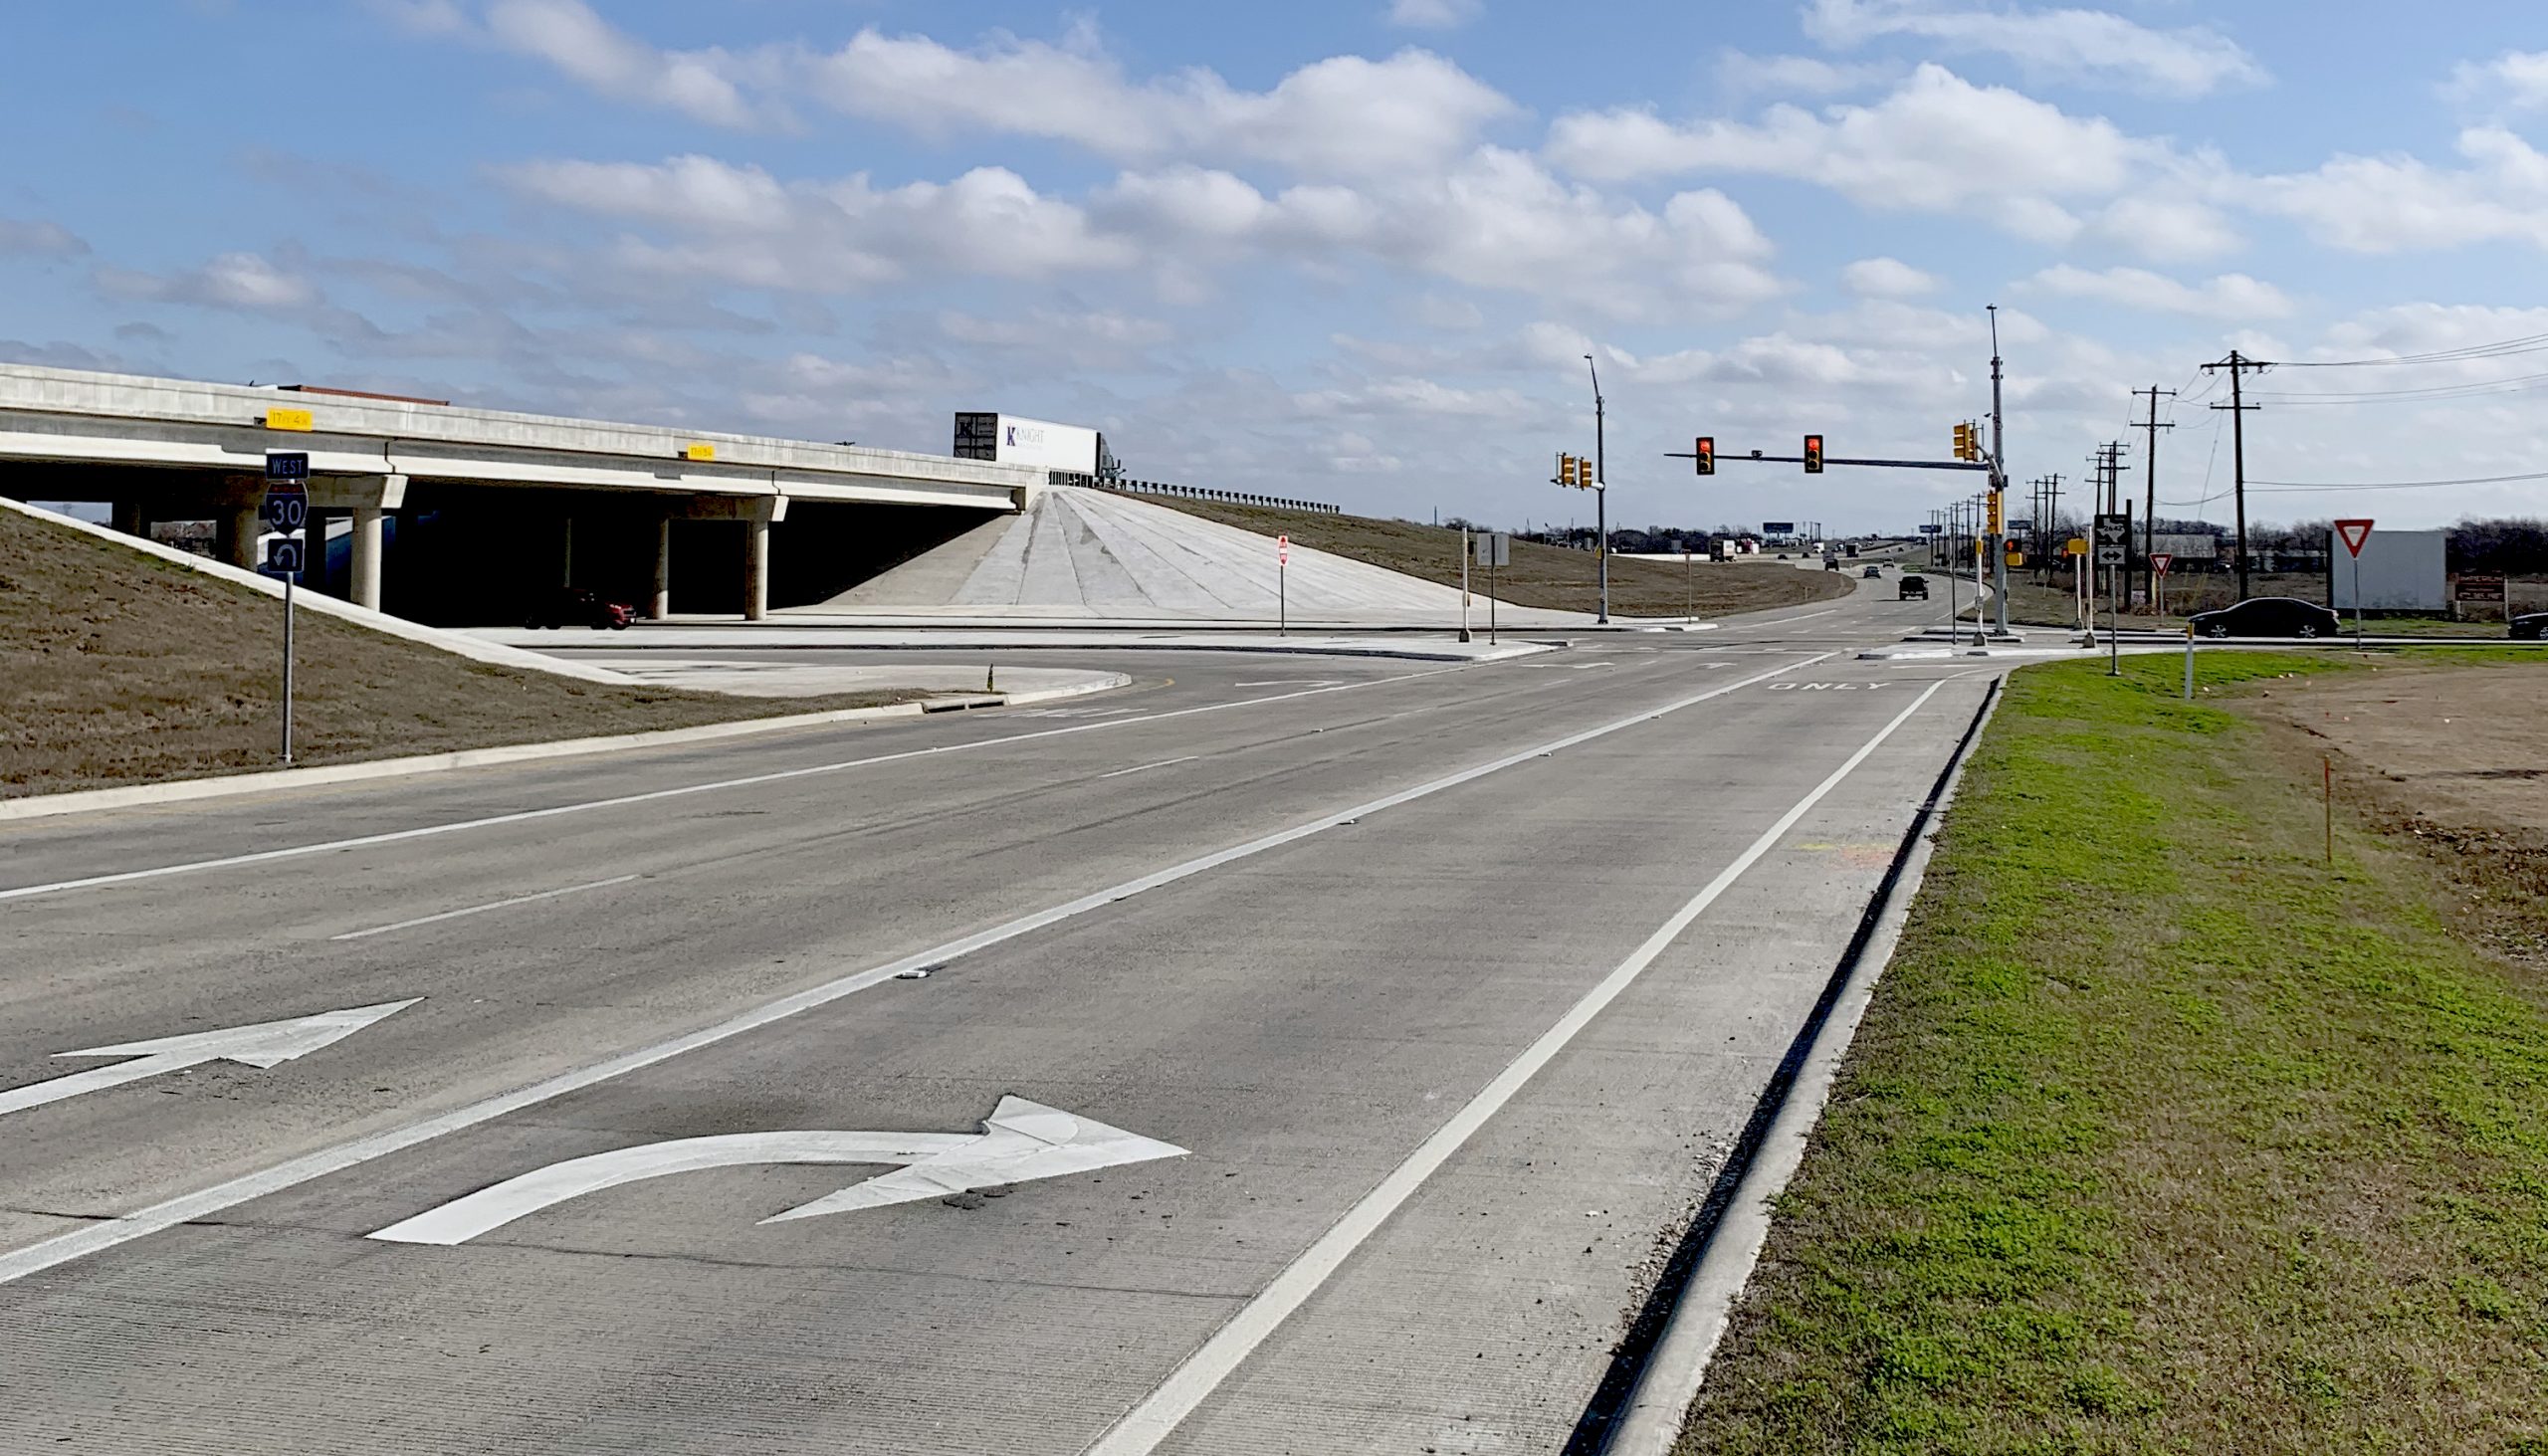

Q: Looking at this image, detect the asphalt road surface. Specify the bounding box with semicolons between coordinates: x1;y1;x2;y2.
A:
0;578;1994;1454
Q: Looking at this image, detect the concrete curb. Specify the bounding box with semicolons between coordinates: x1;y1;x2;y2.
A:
485;629;1566;665
1601;678;2007;1455
0;495;644;687
0;674;1131;824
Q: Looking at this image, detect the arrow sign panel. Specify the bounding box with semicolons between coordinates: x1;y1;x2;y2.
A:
366;1096;1186;1246
0;999;419;1120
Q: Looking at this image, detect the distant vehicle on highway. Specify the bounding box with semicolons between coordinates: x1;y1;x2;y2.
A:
1862;564;1883;578
1898;573;1929;600
2188;597;2343;639
2511;612;2548;640
525;586;635;630
1823;555;1841;570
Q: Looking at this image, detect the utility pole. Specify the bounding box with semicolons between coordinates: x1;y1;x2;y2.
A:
1585;354;1608;624
2203;350;2269;602
2134;386;2175;609
1988;306;2009;637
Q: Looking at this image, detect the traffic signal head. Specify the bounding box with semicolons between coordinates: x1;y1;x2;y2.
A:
1556;453;1575;487
1803;434;1824;474
1695;436;1714;476
1986;490;2006;534
1952;423;1971;461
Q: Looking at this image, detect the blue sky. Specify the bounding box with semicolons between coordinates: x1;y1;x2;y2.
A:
6;0;2548;534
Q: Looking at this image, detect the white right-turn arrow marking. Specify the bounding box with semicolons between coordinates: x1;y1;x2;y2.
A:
366;1096;1186;1246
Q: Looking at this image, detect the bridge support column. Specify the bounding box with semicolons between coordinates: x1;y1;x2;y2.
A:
743;515;770;621
110;501;144;538
226;505;262;568
677;493;786;621
309;474;406;612
652;517;672;621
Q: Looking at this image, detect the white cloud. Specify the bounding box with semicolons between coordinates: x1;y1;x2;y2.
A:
1092;149;1784;319
99;252;324;311
794;34;1514;178
2243;127;2548;253
2081;194;2242;263
1386;0;1481;29
502;156;1135;289
2021;264;2292;318
0;218;88;258
1802;0;2265;99
2446;50;2548;113
1547;65;2156;246
1715;50;1893;99
481;0;763;127
1840;257;1939;298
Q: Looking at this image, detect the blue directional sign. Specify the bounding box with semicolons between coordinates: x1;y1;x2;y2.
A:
265;452;310;481
264;536;305;577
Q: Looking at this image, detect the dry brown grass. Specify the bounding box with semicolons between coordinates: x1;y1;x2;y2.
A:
1139;497;1852;618
0;509;911;797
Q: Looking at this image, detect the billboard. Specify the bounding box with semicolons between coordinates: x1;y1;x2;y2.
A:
1762;520;1797;534
2330;528;2445;611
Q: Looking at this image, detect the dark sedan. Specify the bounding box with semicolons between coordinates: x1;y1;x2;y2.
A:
2512;612;2548;640
2187;597;2343;640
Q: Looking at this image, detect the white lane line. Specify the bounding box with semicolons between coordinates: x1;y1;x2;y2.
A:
1767;608;1841;628
0;651;1835;1288
1099;756;1200;780
0;669;1459;906
1079;675;1952;1456
1570;661;1618;671
327;875;641;942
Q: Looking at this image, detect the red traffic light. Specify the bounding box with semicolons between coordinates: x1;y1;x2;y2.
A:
1695;436;1715;476
1803;434;1824;474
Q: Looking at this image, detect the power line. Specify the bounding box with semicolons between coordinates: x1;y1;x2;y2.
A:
2252;368;2548;403
2276;329;2548;368
2245;468;2548;492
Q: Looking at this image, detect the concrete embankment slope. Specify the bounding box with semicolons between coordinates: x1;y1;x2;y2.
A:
811;485;1576;626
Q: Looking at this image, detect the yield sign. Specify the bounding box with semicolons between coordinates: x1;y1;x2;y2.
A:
2152;553;2174;575
366;1096;1185;1246
2336;519;2375;557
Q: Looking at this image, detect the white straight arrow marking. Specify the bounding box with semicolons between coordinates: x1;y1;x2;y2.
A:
0;999;419;1120
365;1096;1185;1246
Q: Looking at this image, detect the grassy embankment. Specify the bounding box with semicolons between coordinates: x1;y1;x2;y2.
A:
1146;497;1853;618
1680;648;2548;1455
1;508;916;797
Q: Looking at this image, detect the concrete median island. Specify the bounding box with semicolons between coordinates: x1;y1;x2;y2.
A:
0;504;979;799
1678;648;2548;1454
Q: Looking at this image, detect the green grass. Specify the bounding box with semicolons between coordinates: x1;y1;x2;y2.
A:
1676;649;2548;1455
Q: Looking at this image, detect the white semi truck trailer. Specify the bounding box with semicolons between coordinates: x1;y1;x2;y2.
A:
952;412;1120;481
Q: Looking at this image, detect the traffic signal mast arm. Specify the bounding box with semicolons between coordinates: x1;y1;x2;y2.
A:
1667;447;1992;475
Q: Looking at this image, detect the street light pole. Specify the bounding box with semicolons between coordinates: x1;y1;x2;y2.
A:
1585;353;1608;624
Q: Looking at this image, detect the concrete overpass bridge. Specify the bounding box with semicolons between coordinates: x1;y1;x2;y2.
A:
0;364;1042;622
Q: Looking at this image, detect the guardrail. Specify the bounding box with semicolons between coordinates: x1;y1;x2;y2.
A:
1057;473;1340;515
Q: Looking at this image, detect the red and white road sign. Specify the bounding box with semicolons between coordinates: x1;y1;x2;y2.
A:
1277;533;1288;565
2151;552;2174;575
2335;519;2375;557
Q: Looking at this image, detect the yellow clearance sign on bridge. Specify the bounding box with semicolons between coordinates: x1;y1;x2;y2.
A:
264;407;315;432
684;442;717;462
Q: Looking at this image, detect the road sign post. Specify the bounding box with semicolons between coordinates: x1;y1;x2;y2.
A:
1277;533;1289;637
2335;518;2374;651
262;453;311;763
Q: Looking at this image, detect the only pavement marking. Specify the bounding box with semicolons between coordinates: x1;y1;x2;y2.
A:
328;875;640;941
0;652;1833;1287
